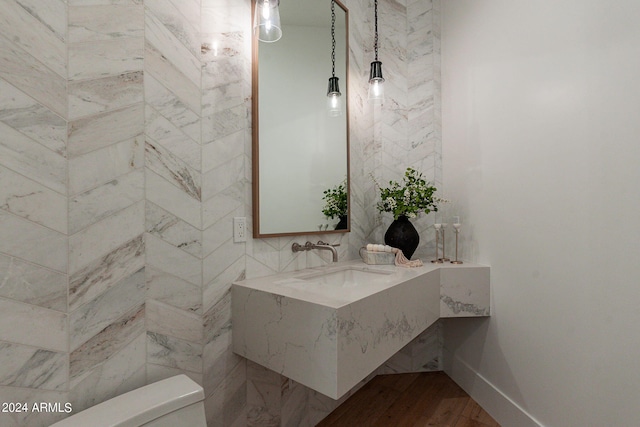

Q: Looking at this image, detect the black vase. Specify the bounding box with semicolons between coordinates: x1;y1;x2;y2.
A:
334;215;348;230
384;215;419;259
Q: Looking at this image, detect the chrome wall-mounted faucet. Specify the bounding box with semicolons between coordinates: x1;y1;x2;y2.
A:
291;240;340;262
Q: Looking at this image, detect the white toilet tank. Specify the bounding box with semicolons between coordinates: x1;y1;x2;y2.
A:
49;375;206;427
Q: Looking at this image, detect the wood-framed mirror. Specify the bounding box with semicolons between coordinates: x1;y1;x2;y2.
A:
252;0;350;238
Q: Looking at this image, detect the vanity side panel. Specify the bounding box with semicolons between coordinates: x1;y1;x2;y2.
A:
336;269;441;397
231;285;339;397
440;265;490;317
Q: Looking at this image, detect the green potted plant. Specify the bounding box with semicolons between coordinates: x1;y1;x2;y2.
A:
375;168;443;258
322;180;348;229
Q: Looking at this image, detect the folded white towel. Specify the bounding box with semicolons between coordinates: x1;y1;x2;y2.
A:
365;244;423;268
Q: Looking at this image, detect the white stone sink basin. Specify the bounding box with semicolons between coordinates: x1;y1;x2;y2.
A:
271;265;395;303
296;266;393;287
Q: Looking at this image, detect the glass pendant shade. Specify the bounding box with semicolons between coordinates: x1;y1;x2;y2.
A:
254;0;282;43
327;76;342;117
368;60;385;102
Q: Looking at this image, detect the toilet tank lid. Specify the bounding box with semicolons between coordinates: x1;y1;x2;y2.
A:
50;375;204;427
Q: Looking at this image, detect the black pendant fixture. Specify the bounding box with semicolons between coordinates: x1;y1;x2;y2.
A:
327;0;342;117
368;0;385;102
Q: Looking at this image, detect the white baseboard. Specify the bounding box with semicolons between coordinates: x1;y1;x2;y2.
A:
443;351;544;427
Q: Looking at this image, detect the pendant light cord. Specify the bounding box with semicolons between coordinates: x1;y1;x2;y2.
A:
374;0;379;61
331;0;336;78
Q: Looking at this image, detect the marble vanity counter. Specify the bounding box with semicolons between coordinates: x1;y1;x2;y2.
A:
232;260;489;399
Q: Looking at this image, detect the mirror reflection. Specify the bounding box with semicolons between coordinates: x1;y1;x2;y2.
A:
253;0;349;237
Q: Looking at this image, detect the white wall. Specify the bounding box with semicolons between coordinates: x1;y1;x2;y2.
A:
441;1;640;426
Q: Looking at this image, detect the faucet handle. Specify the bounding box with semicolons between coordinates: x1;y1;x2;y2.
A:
317;240;340;247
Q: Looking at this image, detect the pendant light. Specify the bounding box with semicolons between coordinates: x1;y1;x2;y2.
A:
327;0;342;117
254;0;282;43
368;0;385;102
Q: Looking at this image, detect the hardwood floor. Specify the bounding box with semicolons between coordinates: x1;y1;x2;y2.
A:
316;372;500;427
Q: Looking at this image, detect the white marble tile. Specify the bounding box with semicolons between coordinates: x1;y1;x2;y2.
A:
146;331;202;373
69;36;144;81
0;297;67;352
145;141;201;201
147;299;202;343
69;168;144;234
146;233;202;286
68;135;143;196
203;358;247;427
169;0;201;31
16;0;68;43
0;342;67;391
147;266;202;314
201;80;244;119
202;130;244;173
246;362;282;426
203;288;232;346
202;104;247;144
69;332;146;412
0;0;67;77
245;238;281;276
146;169;202;229
203;257;244;313
203;240;245;288
0;164;67;234
245;256;280;283
0;79;66;157
69;235;144;311
68;201;145;274
146;201;202;257
68;103;144;157
68;71;144;120
146;363;203;387
70;304;145;383
0;121;66;195
202;315;241;391
0;210;67;273
201;154;244;201
202;182;244;229
201;3;249;34
144;41;201;114
144;74;200;142
0;37;67;117
0;253;66;311
145;0;200;58
145;8;200;86
69;4;144;43
70;268;145;351
281;379;309;427
202;207;239;258
200;28;244;69
145;105;200;171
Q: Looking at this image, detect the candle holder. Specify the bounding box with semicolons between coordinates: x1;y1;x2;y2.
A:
451;223;463;264
439;223;450;262
431;223;443;263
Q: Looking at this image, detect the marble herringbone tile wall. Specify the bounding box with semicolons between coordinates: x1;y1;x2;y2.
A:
200;1;250;425
144;0;206;400
67;0;147;416
370;0;441;257
0;1;68;424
